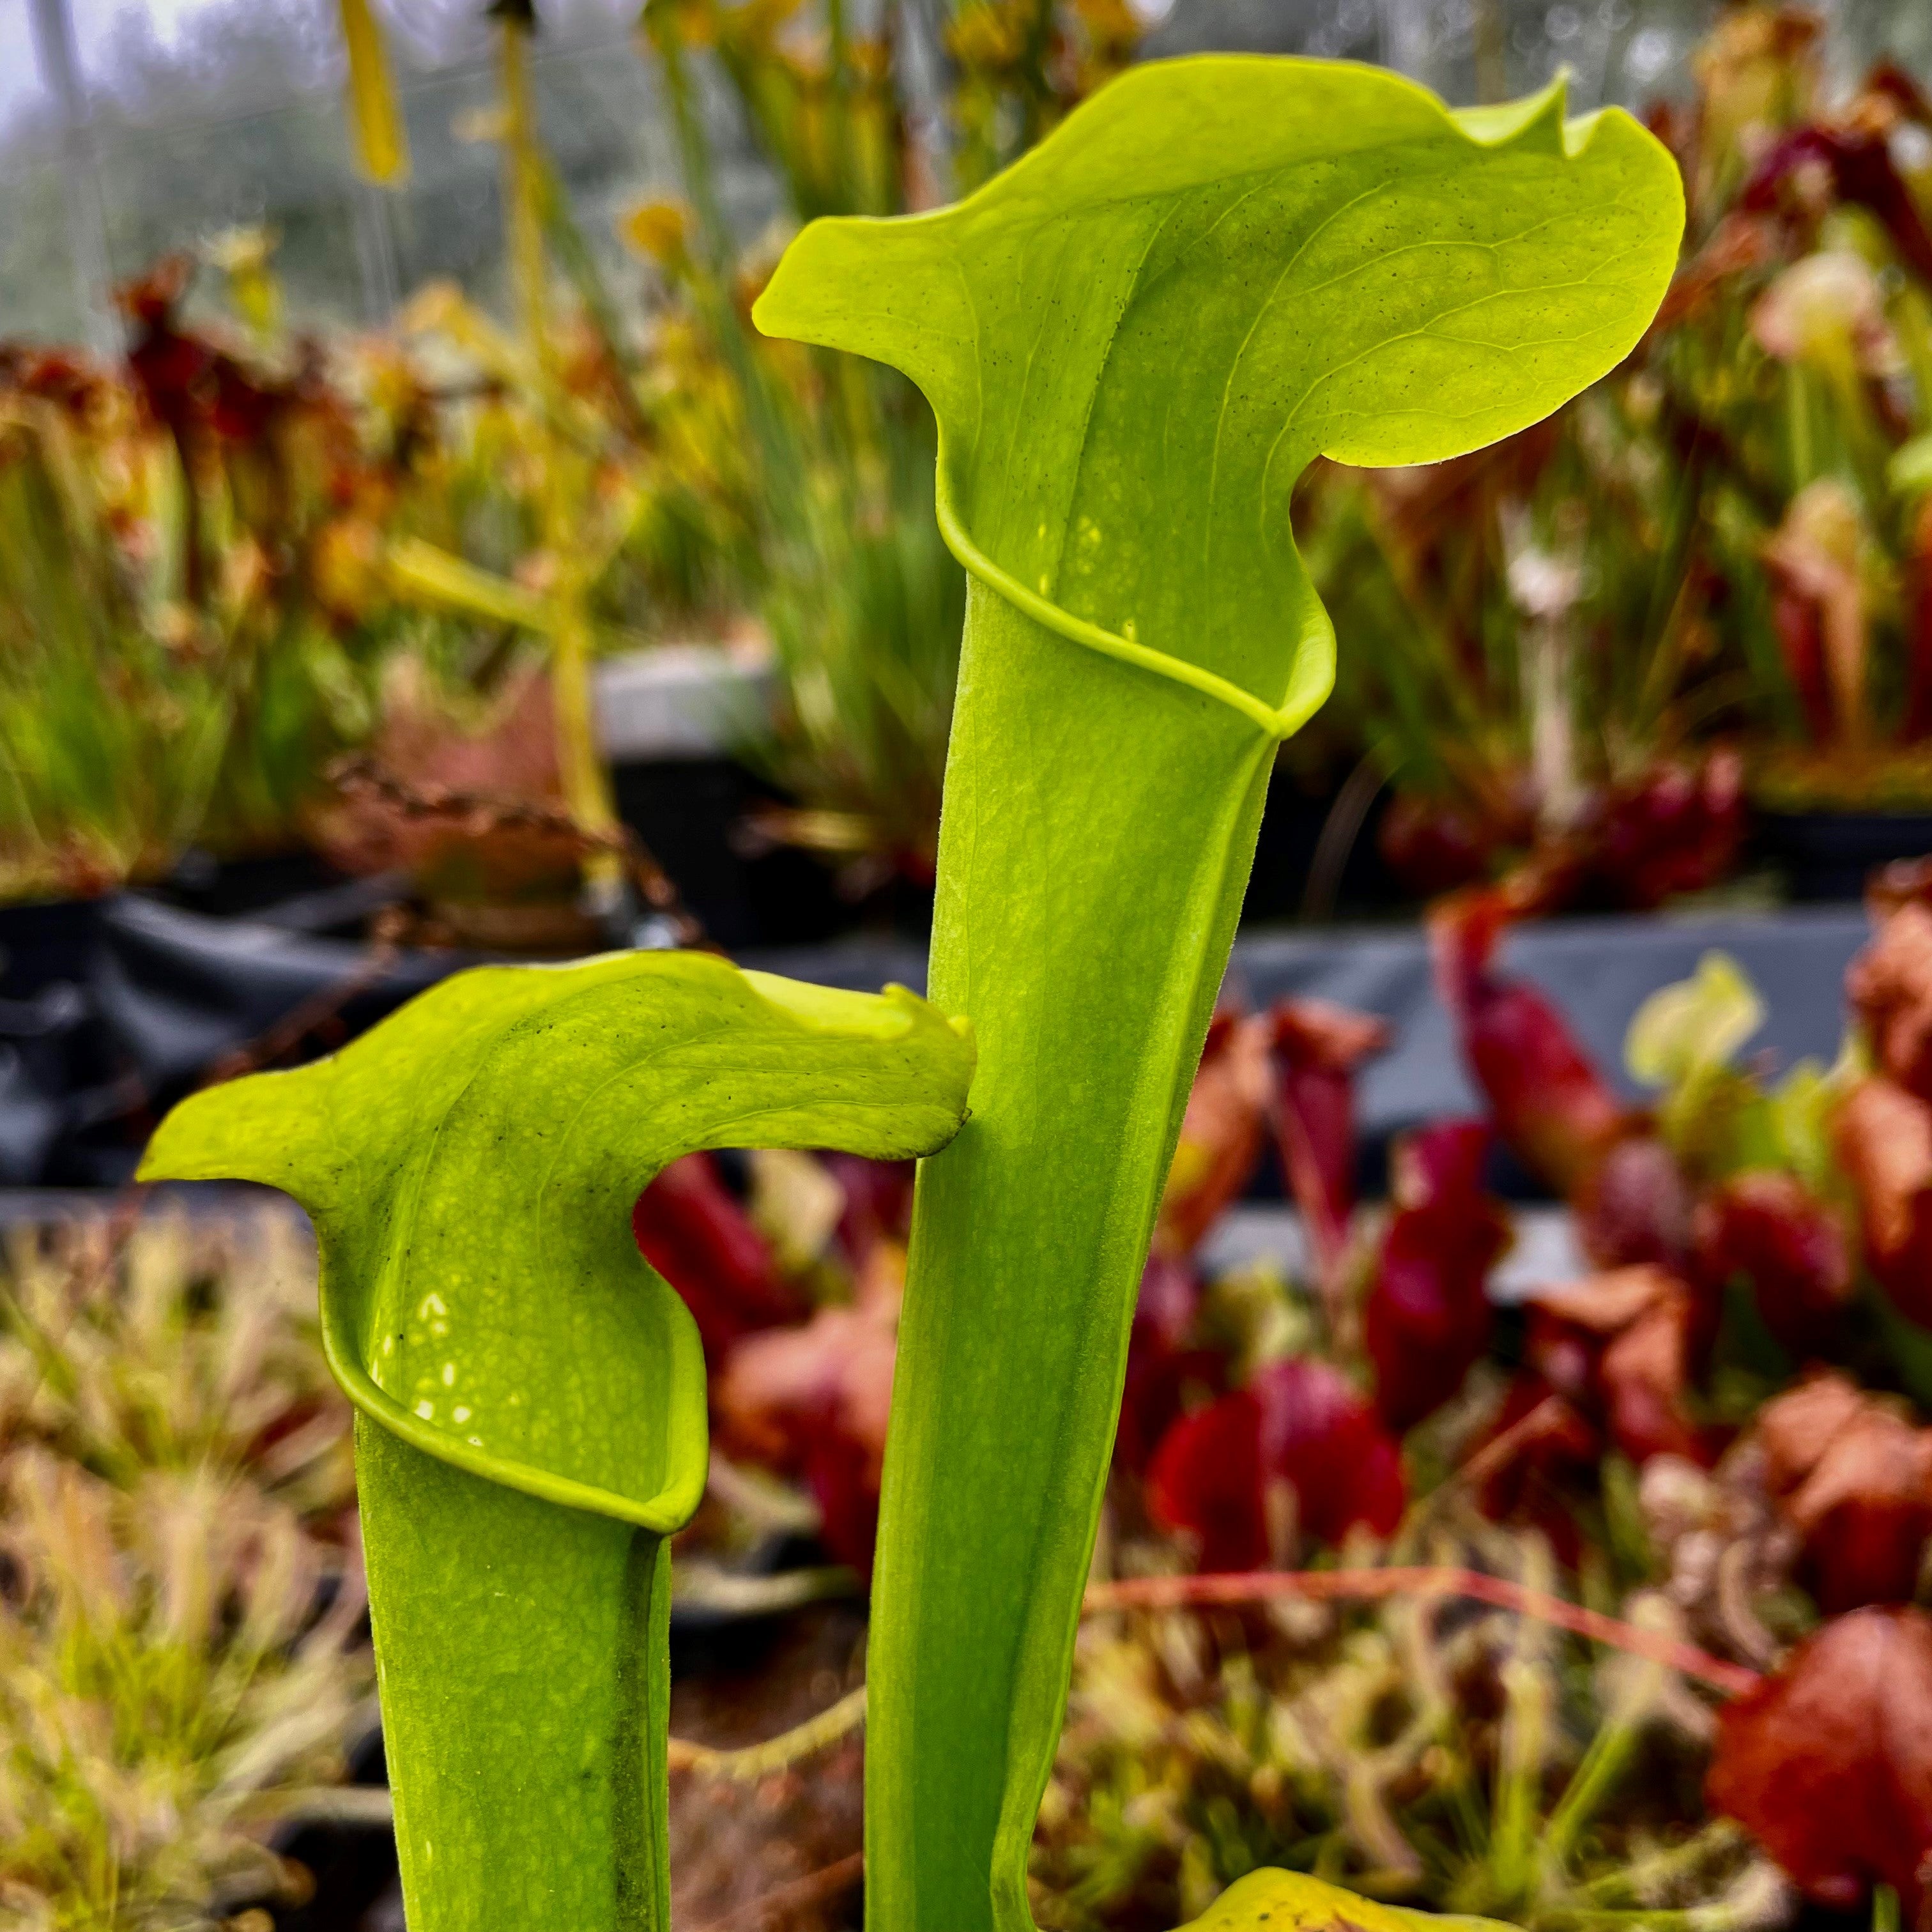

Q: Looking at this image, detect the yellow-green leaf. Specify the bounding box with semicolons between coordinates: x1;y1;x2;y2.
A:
1178;1871;1515;1932
139;952;973;1932
1626;949;1765;1091
383;533;555;633
755;58;1683;739
339;0;410;185
756;53;1683;1932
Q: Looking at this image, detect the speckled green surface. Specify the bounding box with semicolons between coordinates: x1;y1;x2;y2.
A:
139;952;974;1931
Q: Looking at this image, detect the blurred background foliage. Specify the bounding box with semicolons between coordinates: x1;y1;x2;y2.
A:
5;0;1932;914
13;10;1932;1925
1298;10;1932;909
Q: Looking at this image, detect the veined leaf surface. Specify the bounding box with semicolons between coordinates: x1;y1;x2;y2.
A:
756;53;1682;1932
757;55;1682;733
139;953;974;1932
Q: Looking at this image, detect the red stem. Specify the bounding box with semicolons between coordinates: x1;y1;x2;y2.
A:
1082;1565;1763;1698
693;1850;866;1931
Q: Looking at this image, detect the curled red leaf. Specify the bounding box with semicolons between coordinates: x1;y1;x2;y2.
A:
1584;750;1747;911
1756;1370;1871;1492
1469;1375;1602;1566
1268;997;1390;1284
1742;119;1932;286
1144;1389;1269;1572
117;253;300;450
632;1151;801;1358
1382;753;1742;929
1848;901;1932;1103
1869;855;1932;922
1146;1357;1404;1572
1363;1120;1510;1430
1157;1011;1271;1257
713;1246;903;1575
1709;1606;1932;1915
1834;1075;1932;1327
1116;1255;1225;1475
1694;1170;1853;1354
1601;1295;1713;1468
1755;1372;1932;1613
1430;889;1629;1195
1252;1359;1407;1547
1376;790;1502;899
1526;1265;1715;1466
1575;1132;1694;1270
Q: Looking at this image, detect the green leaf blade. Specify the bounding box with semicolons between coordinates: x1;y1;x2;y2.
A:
757;51;1680;1932
139;951;975;1932
755;54;1682;714
873;585;1276;1932
142;954;973;1524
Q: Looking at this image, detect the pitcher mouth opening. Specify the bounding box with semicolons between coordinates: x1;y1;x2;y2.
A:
930;437;1333;744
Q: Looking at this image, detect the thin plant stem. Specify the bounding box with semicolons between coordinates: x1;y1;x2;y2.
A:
692;1851;865;1932
1080;1568;1762;1697
1538;1701;1648;1878
666;1684;867;1779
1489;1653;1554;1899
1573;1820;1748;1905
498;15;621;906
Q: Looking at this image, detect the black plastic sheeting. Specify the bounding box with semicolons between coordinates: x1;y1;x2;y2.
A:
1233;907;1874;1138
0;894;472;1186
0;893;1877;1189
744;905;1877;1154
95;894;464;1100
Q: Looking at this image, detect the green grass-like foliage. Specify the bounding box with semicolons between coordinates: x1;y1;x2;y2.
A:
137;953;975;1932
755;53;1683;1932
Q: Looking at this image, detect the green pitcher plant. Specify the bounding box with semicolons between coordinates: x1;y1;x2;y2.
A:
139;50;1682;1932
753;51;1681;1932
138;953;974;1932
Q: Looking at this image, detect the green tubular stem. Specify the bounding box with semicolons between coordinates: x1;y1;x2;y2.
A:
136;951;976;1932
870;575;1278;1932
751;57;1683;1932
361;1422;673;1932
931;453;1328;743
